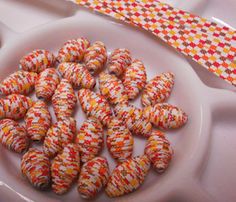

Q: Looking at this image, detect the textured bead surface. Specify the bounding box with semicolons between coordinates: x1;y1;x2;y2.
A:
122;59;147;100
114;104;152;137
52;79;77;120
99;72;128;105
78;89;112;126
76;117;103;163
57;62;95;89
78;157;109;199
51;143;80;195
105;155;150;197
107;48;132;77
107;118;133;162
43;117;76;158
141;72;175;106
35;68;60;100
84;41;107;74
145;131;173;173
21;148;50;190
143;103;188;129
19;49;55;73
25;100;51;141
0;94;33;120
57;37;90;63
0;119;29;153
0;71;37;95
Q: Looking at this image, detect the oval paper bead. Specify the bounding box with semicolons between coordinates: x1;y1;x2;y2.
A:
19;49;55;73
21;148;50;190
75;117;103;163
57;37;90;63
0;71;37;96
114;104;152;137
43;117;76;158
122;59;147;100
0;94;33;120
143;103;188;130
105;155;150;197
141;72;175;106
84;41;107;74
107;48;132;77
145;131;173;173
52;79;77;120
51;143;80;195
78;157;109;199
107;118;133;162
99;72;128;105
57;62;95;89
25;100;51;141
35;68;60;100
78;89;112;126
0;119;29;153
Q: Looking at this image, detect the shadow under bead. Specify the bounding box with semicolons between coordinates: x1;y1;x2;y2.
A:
0;119;29;153
51;143;80;195
25;100;51;142
35;68;60;100
78;157;109;199
19;49;55;73
143;103;188;130
107;48;132;77
99;72;128;105
122;59;147;100
0;70;38;96
52;79;77;120
57;37;90;63
43;117;76;158
75;117;103;163
107;118;133;162
141;72;175;106
21;148;50;190
57;62;96;89
114;103;152;137
77;89;112;127
145;131;173;173
105;155;150;197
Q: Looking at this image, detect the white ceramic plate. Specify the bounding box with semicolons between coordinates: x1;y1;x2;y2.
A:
0;2;236;202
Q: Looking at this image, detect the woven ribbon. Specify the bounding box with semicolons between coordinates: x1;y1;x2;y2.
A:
70;0;236;86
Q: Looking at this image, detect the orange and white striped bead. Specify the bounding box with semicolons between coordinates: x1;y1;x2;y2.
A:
143;103;188;129
141;72;175;106
21;148;50;190
122;59;147;100
57;37;90;63
0;71;37;95
43;117;76;158
51;143;80;195
145;131;173;173
35;68;60;100
84;41;107;74
19;49;55;73
0;94;33;120
0;119;29;153
114;104;152;137
57;62;95;89
75;117;103;163
78;157;109;199
107;118;133;162
99;72;128;105
25;100;51;142
52;79;77;120
107;48;132;77
105;155;150;197
78;89;112;126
